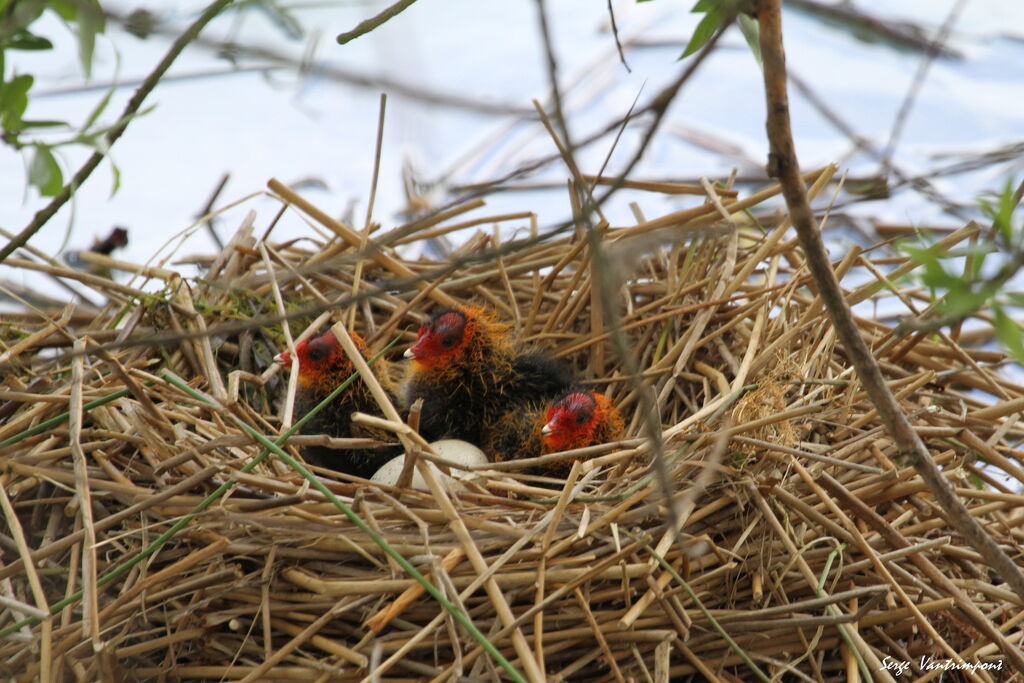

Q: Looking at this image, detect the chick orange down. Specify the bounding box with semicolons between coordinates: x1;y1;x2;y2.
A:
487;390;624;476
274;329;397;477
402;306;574;444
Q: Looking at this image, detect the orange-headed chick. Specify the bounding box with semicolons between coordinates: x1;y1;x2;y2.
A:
274;329;398;478
487;389;624;476
402;305;574;444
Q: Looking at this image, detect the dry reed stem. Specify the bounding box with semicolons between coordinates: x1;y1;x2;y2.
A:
2;157;1022;680
259;241;300;430
0;482;52;681
267;178;458;308
416;458;544;682
68;339;101;655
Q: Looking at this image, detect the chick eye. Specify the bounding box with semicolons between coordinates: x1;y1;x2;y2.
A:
308;347;326;361
441;334;458;348
575;413;589;425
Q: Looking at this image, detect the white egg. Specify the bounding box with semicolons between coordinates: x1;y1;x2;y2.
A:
369;439;489;490
369;455;438;490
429;439;489;468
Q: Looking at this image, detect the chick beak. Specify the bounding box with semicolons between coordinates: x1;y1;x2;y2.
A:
273;351;291;366
541;422;554;437
403;342;420;360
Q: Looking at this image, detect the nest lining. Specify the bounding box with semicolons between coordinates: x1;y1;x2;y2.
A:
1;165;1022;681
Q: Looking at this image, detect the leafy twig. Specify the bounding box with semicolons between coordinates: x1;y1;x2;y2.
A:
0;0;236;266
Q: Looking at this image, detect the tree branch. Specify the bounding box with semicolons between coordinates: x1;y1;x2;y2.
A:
336;0;419;45
0;0;236;266
756;0;1024;633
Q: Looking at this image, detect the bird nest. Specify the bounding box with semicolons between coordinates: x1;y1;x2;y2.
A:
2;165;1023;681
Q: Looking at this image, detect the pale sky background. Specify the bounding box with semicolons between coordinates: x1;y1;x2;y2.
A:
1;0;1023;298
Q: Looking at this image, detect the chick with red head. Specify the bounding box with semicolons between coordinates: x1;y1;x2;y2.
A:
274;329;398;477
487;389;624;475
402;305;574;445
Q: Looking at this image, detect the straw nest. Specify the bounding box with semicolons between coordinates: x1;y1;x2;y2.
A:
2;164;1022;682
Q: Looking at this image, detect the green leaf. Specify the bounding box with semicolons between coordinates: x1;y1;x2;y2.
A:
75;0;106;79
978;177;1019;245
681;5;726;58
1004;292;1024;307
48;0;78;21
994;306;1024;363
737;13;761;65
19;119;67;129
966;243;991;279
0;74;34;132
109;159;121;197
29;145;63;196
82;77;116;131
940;285;989;318
918;258;959;291
4;0;46;34
994;178;1017;244
6;29;53;51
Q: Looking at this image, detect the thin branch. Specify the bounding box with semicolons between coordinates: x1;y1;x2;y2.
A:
336;0;419;45
879;0;967;177
196;172;230;250
606;0;632;72
535;0;574;153
0;0;236;266
756;0;1024;614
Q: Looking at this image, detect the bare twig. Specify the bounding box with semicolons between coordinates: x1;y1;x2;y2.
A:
756;0;1024;606
535;0;574;153
606;0;632;72
879;0;967;177
336;0;419;44
196;172;230;250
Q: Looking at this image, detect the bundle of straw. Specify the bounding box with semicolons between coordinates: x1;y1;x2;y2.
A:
1;165;1021;681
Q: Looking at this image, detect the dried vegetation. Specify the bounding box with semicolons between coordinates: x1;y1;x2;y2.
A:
1;164;1022;681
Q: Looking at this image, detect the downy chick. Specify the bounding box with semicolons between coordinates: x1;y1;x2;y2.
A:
402;305;573;445
274;329;398;477
487;390;624;476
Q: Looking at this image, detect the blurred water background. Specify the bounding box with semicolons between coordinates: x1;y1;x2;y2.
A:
1;0;1022;296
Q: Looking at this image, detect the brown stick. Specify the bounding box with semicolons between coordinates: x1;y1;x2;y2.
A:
364;546;466;633
755;0;1024;607
817;472;1024;673
267;178;458;308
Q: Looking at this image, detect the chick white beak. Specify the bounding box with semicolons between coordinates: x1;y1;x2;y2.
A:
403;346;416;359
273;351;290;366
541;422;554;437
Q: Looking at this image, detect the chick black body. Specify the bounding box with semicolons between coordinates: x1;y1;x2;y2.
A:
275;329;399;478
486;389;624;476
402;306;574;445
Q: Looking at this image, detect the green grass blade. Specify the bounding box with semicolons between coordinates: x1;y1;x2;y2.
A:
625;529;771;682
0;387;131;449
1;339;527;682
160;371;527;683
